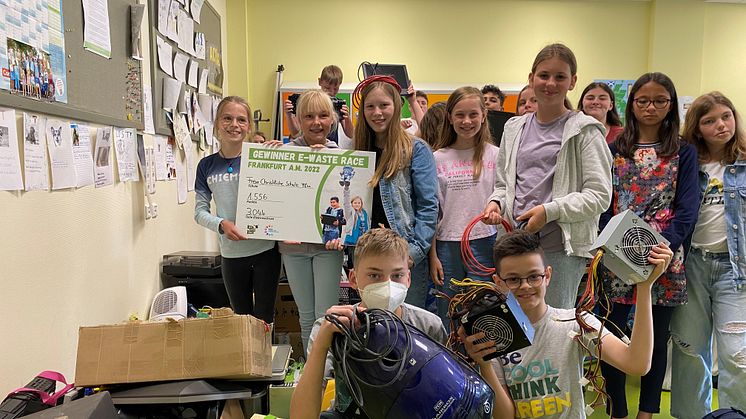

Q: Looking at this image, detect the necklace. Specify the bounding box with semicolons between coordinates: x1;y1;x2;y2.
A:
219;151;240;173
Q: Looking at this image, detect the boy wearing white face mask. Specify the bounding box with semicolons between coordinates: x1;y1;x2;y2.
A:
291;229;446;419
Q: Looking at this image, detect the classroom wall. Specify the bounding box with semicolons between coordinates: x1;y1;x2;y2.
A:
0;0;228;396
228;0;746;134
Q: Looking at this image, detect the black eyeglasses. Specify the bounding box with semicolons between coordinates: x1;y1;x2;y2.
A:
633;98;671;109
501;272;547;290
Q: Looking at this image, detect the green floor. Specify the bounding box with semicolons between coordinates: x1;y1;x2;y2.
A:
588;376;719;418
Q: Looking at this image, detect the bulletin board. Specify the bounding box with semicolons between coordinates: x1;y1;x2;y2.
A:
0;0;144;130
147;0;222;136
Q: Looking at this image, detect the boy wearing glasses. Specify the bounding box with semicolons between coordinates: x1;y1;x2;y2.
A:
460;230;673;419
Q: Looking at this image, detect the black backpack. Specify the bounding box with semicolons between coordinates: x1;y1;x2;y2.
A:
703;408;746;419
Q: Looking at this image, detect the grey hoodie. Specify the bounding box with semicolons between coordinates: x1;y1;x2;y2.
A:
488;111;613;257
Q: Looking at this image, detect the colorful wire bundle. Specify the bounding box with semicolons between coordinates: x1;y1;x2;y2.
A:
351;75;401;111
443;278;505;362
460;215;513;277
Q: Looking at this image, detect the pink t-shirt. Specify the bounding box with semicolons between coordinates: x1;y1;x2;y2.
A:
434;143;499;241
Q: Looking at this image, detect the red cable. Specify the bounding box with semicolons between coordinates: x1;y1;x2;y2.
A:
351;75;402;111
460;215;513;277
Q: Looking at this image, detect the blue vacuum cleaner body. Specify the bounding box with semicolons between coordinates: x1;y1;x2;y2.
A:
334;311;495;419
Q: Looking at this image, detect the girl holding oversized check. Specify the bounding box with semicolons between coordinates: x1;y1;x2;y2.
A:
239;90;367;353
194;96;281;323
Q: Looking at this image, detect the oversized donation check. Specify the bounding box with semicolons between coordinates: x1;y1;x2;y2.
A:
235;143;376;244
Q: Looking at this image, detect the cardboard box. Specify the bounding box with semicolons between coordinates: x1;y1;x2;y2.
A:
274;283;300;333
75;313;272;386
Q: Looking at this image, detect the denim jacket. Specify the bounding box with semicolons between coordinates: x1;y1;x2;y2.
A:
697;159;746;284
378;138;438;265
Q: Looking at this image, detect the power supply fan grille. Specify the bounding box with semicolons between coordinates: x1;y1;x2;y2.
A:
620;226;658;266
153;290;178;314
473;316;513;352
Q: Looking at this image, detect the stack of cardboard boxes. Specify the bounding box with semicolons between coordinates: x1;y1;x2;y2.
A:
272;282;303;359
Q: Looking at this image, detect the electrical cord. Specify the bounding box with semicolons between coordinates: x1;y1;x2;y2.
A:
351;75;401;111
324;308;413;410
460;215;513;277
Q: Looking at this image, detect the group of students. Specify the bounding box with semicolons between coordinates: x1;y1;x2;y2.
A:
194;43;745;418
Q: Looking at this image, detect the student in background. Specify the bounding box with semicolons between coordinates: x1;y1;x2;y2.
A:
279;90;346;353
284;65;353;142
599;72;699;419
353;75;438;310
577;82;624;143
415;90;429;114
515;85;537;116
482;43;613;309
401;84;427;134
194;96;280;323
417;102;446;148
482;84;506;111
430;86;499;327
290;229;446;419
251;131;266;143
670;92;746;418
462;230;672;419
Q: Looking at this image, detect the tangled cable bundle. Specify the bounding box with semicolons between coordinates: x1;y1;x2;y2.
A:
351;75;401;111
324;308;412;409
460;215;513;277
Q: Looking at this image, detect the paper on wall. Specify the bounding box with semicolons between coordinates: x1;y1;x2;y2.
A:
165;137;176;180
194;32;205;60
204;122;213;146
197;94;213;122
136;134;156;194
175;148;187;203
94;127;114;188
173;52;189;83
0;109;24;191
187;60;199;88
143;86;156;134
46;118;76;190
198;68;208;94
70;123;95;188
82;0;112;59
154;135;168;180
130;4;145;60
190;0;204;23
162;77;181;111
192;91;207;132
157;0;171;36
146;146;156;194
23;113;49;191
113;127;139;182
156;35;173;76
172;112;191;148
166;0;179;42
177;8;194;55
185;145;195;192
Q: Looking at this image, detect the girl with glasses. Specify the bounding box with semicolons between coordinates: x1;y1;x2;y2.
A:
599;72;700;419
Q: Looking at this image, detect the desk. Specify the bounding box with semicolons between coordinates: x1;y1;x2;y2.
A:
110;345;291;419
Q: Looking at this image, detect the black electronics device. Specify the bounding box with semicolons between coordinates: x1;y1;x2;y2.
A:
330;96;346;121
161;251;230;309
486;110;515;147
162;251;222;277
459;290;535;360
320;214;339;225
22;392;117;419
288;93;301;114
362;63;410;96
0;376;56;419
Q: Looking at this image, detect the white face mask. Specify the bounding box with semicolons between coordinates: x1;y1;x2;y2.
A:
359;281;408;312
